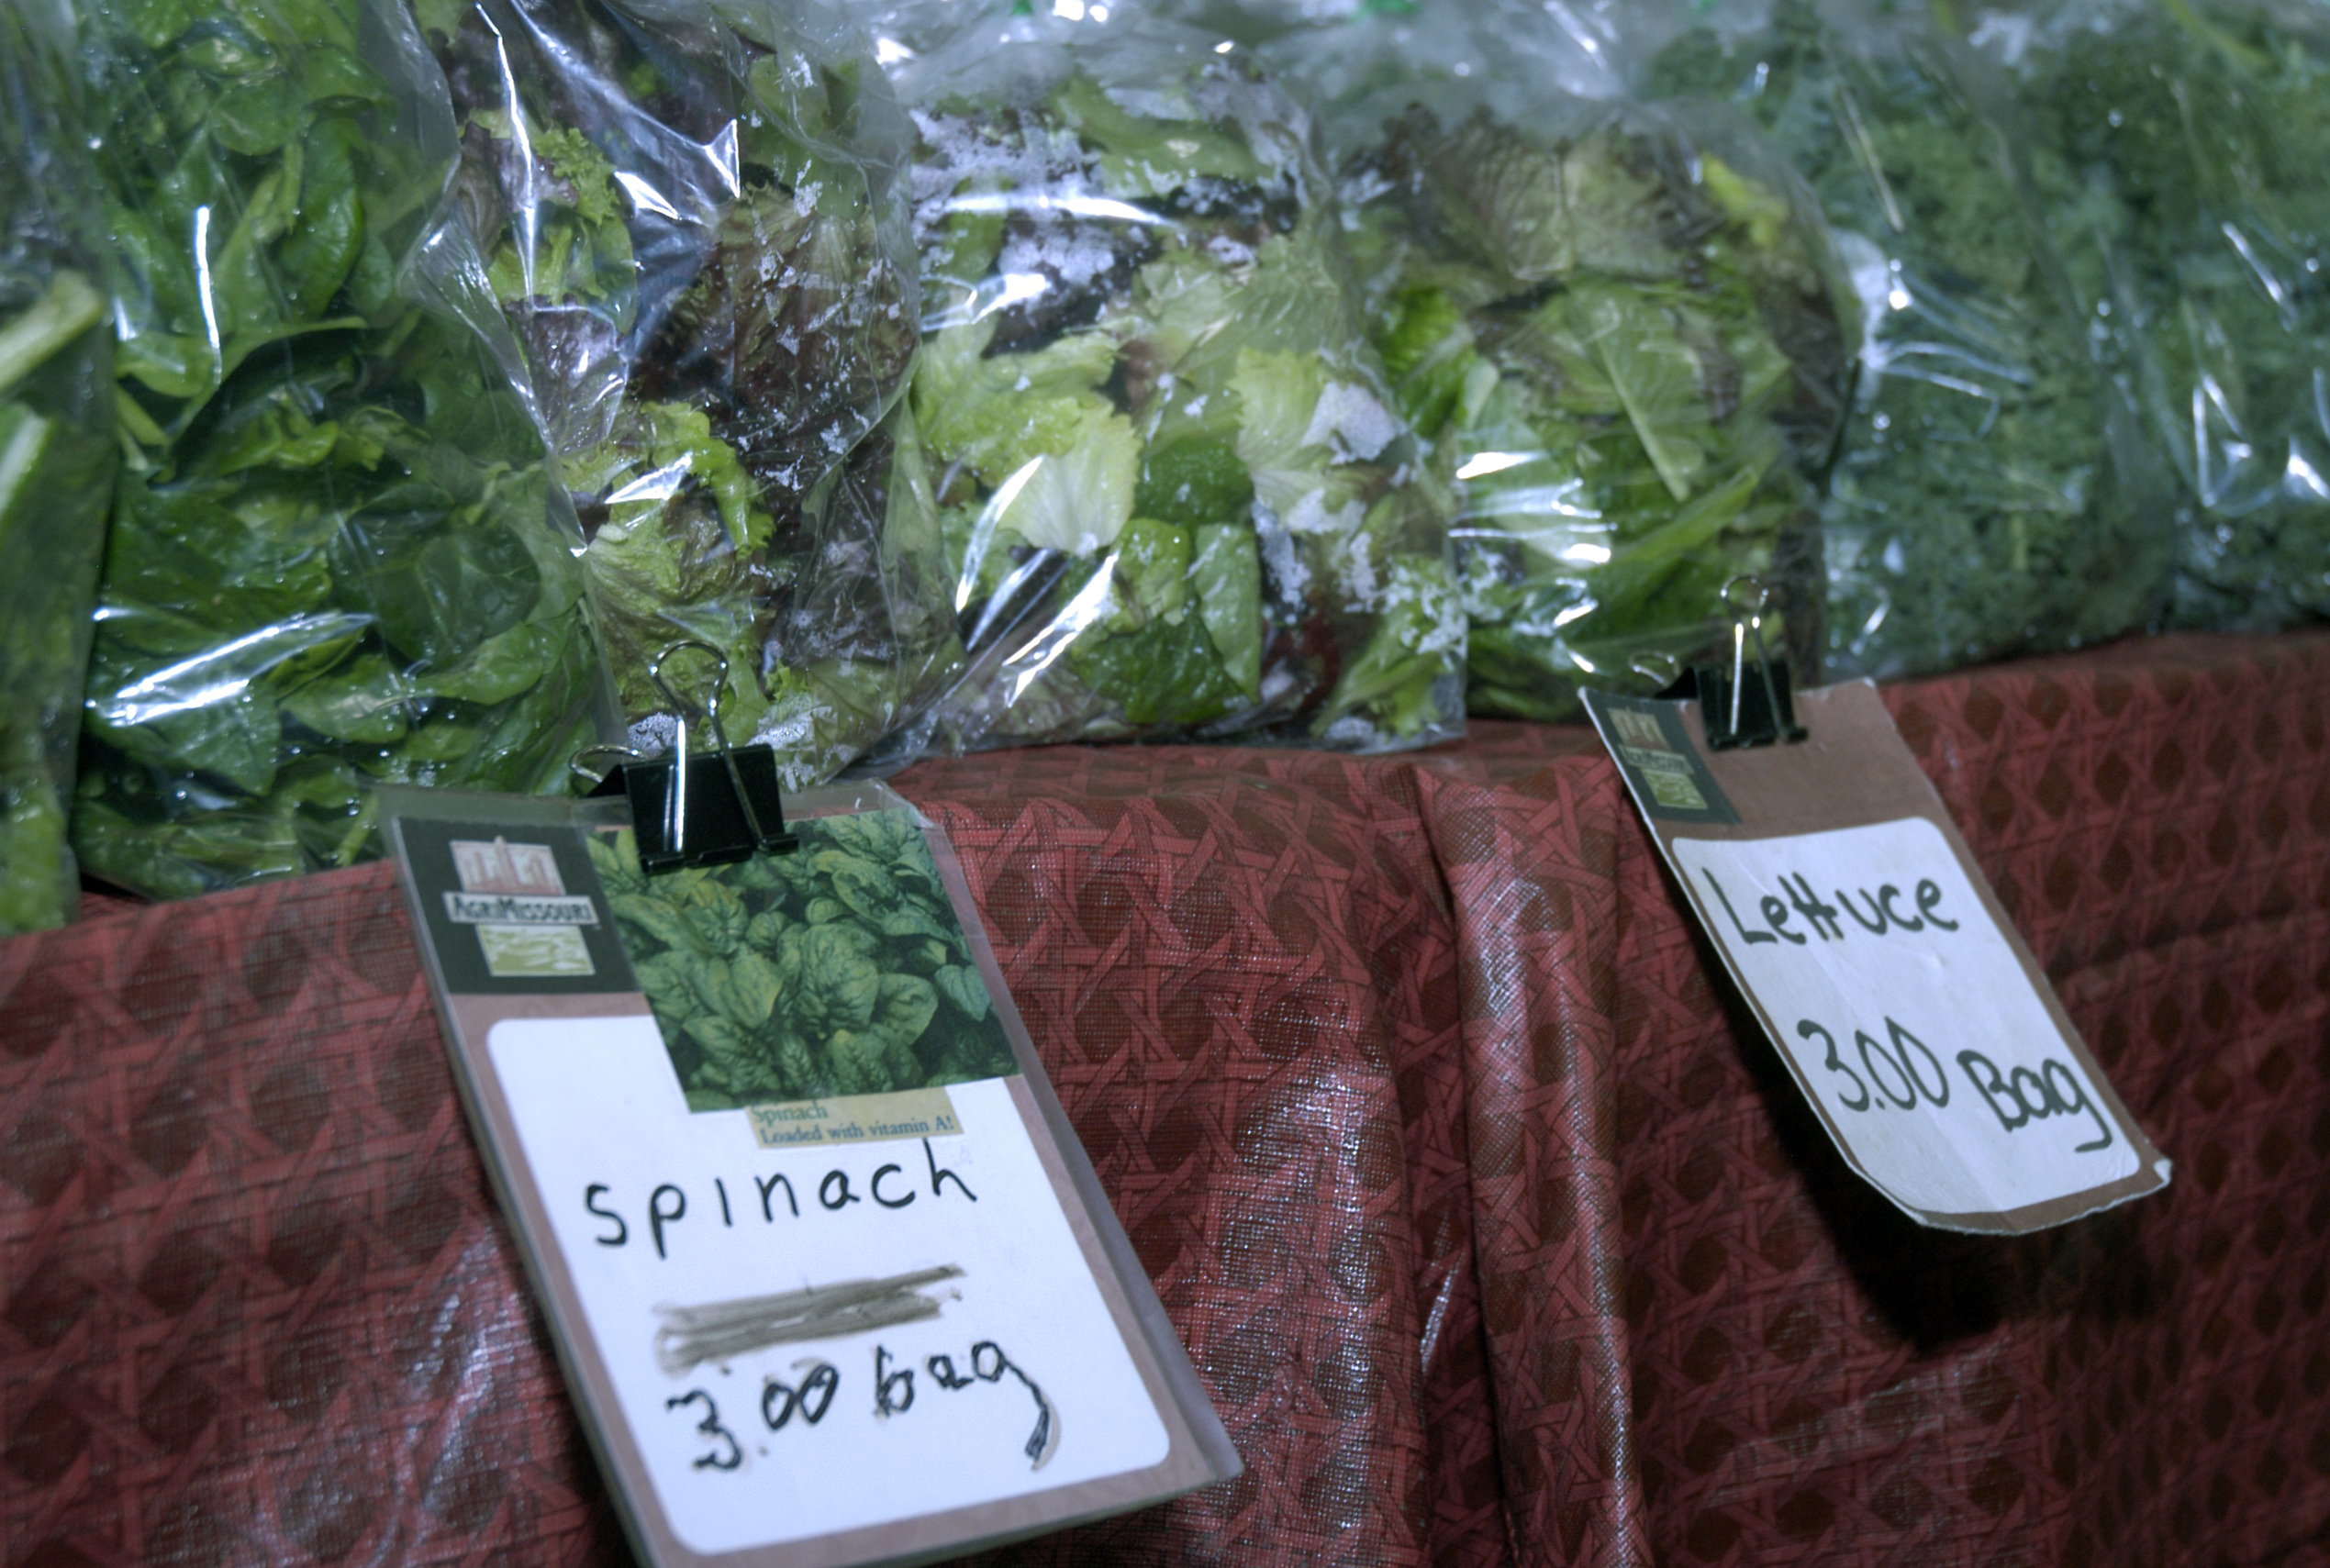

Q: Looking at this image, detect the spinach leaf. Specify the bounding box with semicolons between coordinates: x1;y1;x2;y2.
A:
591;806;1018;1106
0;12;117;933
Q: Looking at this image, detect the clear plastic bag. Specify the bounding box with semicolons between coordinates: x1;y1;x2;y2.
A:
70;0;616;902
421;0;955;778
1641;0;2171;680
1276;6;1853;721
0;0;115;932
1968;0;2330;632
875;5;1465;755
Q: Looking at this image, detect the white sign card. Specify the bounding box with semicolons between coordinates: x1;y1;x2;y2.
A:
1584;681;2168;1233
383;782;1238;1567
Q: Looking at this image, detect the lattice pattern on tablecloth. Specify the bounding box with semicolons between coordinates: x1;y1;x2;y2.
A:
0;871;623;1567
892;749;1500;1568
2;750;1493;1568
8;633;2330;1568
1415;633;2330;1568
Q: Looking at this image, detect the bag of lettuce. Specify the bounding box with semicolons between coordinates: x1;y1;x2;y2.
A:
1270;1;1855;721
419;0;959;784
879;4;1463;755
1643;0;2170;680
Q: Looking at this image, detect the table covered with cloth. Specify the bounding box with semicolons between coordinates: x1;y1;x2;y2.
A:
3;631;2327;1568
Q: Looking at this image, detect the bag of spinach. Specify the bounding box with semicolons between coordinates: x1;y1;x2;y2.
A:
419;0;958;782
72;0;615;901
1274;4;1853;720
1968;0;2330;632
1639;0;2170;680
0;0;115;932
872;3;1464;755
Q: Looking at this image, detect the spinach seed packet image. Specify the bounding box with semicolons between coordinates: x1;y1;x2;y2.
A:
585;808;1017;1109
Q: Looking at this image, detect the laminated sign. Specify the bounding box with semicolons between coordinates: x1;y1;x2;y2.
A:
383;781;1236;1567
1584;681;2168;1233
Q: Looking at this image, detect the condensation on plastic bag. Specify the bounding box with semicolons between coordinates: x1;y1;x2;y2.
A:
1275;4;1852;722
871;3;1465;756
1637;0;2169;683
421;0;955;783
1968;0;2330;633
70;0;616;902
0;0;114;933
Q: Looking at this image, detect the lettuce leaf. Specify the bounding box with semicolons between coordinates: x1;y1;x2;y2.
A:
990;406;1141;555
1231;348;1373;526
914;314;1121;487
1192;520;1263;695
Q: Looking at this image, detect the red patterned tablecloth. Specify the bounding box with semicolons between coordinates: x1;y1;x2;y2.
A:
3;633;2327;1567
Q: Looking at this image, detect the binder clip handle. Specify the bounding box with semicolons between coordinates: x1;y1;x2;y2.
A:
1697;574;1807;751
570;744;642;787
580;639;798;873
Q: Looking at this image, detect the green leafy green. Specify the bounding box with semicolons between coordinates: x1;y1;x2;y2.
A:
1979;0;2330;631
897;39;1461;752
992;406;1143;555
1340;104;1848;720
1645;0;2168;678
590;807;1017;1106
1051;70;1266;195
0;5;117;934
426;0;948;784
1066;606;1250;726
1192;520;1265;692
68;0;610;902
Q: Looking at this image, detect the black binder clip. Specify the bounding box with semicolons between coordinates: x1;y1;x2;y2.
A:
574;640;797;873
1694;576;1807;751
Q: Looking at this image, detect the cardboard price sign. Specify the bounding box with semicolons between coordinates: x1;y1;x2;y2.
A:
383;782;1236;1567
1586;681;2168;1233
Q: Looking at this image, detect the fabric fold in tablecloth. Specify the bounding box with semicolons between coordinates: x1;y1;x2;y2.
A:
887;750;1496;1568
1415;751;1647;1567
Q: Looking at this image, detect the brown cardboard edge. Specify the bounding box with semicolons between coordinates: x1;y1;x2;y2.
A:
385;795;1237;1568
1590;684;2170;1236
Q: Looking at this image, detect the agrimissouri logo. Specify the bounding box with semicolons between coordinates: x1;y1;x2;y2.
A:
1607;706;1711;813
1581;692;1740;826
447;838;597;979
